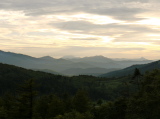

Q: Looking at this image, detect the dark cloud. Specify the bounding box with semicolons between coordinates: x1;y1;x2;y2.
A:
0;0;150;10
51;20;159;33
87;7;146;21
50;20;160;42
51;21;101;31
1;0;160;59
0;0;154;21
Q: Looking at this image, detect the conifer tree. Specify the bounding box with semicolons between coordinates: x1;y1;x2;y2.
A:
73;90;90;113
132;68;142;90
15;79;37;119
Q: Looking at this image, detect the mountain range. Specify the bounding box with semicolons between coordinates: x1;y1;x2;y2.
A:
0;50;153;76
101;60;160;78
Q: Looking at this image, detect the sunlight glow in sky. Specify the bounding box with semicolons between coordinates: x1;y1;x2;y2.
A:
0;0;160;59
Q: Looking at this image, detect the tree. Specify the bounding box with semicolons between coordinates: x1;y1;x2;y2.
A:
54;111;94;119
34;96;50;119
73;90;90;113
47;95;65;118
131;68;142;90
15;79;37;119
94;98;127;119
1;93;17;119
0;97;6;119
126;69;160;119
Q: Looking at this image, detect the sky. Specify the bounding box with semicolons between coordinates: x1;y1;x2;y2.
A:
0;0;160;59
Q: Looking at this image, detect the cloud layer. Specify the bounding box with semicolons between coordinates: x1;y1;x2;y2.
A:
0;0;160;59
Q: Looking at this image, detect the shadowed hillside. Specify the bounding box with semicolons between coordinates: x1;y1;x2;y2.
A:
101;60;160;78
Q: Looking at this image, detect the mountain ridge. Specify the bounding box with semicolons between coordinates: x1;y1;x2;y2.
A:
100;60;160;78
0;50;153;76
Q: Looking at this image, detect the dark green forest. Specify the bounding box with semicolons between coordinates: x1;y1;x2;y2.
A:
0;63;160;119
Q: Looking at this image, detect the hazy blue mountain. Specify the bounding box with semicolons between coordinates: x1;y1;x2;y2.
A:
32;69;61;75
112;57;148;61
65;55;123;69
0;50;153;76
100;60;160;78
67;55;114;63
66;55;152;69
39;56;73;64
0;50;94;72
40;56;56;61
61;67;119;76
0;50;39;67
115;60;153;68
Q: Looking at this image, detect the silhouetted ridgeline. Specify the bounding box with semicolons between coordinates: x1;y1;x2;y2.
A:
100;60;160;78
0;50;152;76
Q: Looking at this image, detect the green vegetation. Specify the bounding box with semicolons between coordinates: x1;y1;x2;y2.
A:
0;63;132;100
0;63;160;119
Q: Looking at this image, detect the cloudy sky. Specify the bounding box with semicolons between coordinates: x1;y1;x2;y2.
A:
1;0;160;59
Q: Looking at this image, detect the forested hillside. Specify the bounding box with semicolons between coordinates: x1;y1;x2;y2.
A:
0;63;160;119
0;63;130;100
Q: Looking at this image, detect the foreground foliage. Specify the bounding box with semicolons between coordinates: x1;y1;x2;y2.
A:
0;63;160;119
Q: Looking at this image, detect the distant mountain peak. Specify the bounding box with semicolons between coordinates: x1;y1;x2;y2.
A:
92;55;108;58
84;55;113;61
134;57;148;61
140;57;146;60
40;56;54;60
0;50;35;59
